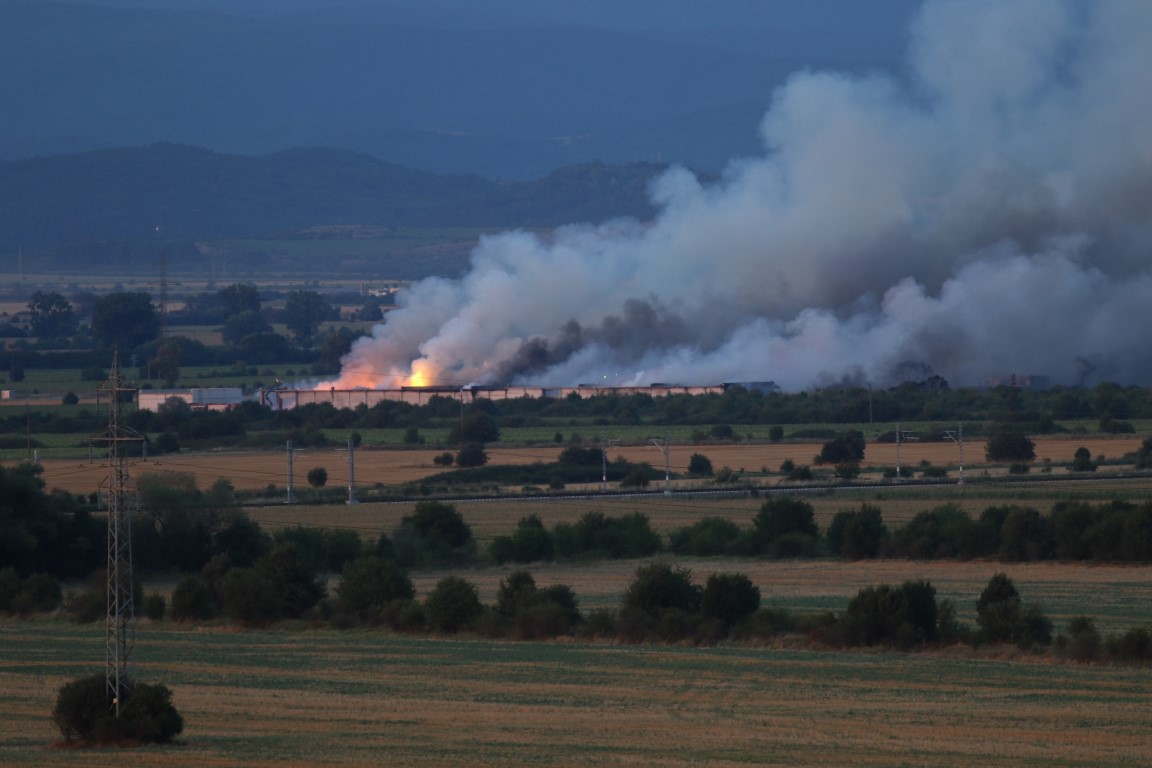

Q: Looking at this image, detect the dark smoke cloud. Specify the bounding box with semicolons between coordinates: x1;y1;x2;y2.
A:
332;0;1152;391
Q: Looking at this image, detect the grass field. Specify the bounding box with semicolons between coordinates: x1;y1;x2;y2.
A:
2;619;1150;767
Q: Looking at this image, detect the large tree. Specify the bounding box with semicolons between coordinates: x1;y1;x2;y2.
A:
283;289;331;343
91;291;159;349
27;291;77;339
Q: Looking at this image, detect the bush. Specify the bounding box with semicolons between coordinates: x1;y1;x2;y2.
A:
687;453;714;476
751;497;818;555
619;468;650;488
489;514;554;564
818;430;865;465
170;574;216;621
700;573;760;630
53;674;183;744
976;572;1020;643
217;567;282;626
1062;616;1102;662
424;576;483;633
1071;446;1097;472
1105;627;1152;663
623;562;700;623
335;556;414;624
455;442;488;468
306;467;328;487
843;580;938;648
142;593;166;621
395;500;474;566
787;464;813;481
826;504;887;559
985;432;1036;462
257;542;326;618
62;391;79;405
669;517;742;557
432;452;454;467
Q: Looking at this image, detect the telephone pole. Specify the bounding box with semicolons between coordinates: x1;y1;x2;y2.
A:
97;351;143;717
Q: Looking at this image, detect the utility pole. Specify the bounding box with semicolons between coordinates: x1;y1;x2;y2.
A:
894;424;916;479
346;437;358;505
943;423;965;486
97;350;143;718
651;433;671;495
286;440;296;504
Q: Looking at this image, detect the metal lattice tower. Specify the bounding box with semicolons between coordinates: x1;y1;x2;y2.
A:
98;351;143;717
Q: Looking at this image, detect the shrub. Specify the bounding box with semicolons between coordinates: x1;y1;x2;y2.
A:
455;442;488;468
62;391;79;405
623;562;700;623
1104;627;1152;663
1071;446;1097;472
170;574;216;621
976;572;1020;643
489;514;554;564
787;464;813;481
432;452;454;467
843;580;938;648
335;556;414;624
424;576;483;633
257;542;326;618
985;432;1036;462
306;467;328;487
998;507;1051;562
669;517;742;557
826;504;887;559
395;501;474;566
217;567;282;626
751;497;818;555
834;462;860;480
53;674;183;744
818;430;865;465
619;468;650;488
1062;616;1102;662
153;431;181;454
687;453;714;476
142;593;166;621
700;573;760;630
891;504;977;559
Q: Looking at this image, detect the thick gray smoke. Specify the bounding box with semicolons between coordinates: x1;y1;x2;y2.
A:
333;0;1152;391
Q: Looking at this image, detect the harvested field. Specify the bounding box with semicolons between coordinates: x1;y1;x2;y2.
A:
2;621;1150;767
22;436;1147;496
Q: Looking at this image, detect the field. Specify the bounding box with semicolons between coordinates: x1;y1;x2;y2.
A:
4;573;1152;767
21;436;1148;497
6;434;1152;765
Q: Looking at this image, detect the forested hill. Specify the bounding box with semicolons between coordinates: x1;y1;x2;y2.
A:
0;143;668;251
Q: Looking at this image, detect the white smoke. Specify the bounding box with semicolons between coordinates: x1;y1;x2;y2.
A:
335;0;1152;391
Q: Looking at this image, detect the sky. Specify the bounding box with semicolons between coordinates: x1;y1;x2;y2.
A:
0;0;918;178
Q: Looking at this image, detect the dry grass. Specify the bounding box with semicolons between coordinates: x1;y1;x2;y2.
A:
23;436;1146;497
2;621;1149;767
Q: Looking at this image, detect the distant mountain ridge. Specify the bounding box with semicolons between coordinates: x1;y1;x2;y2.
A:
0;142;669;255
0;0;918;178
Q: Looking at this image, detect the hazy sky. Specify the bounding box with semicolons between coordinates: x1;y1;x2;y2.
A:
0;0;920;177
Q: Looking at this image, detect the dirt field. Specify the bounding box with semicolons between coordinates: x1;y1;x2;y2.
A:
23;437;1145;496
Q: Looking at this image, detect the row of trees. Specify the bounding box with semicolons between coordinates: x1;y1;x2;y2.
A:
11;465;1152;594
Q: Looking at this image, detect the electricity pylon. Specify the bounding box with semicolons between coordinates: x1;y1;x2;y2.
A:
97;351;143;717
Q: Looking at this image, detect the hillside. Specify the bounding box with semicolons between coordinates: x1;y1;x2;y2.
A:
0;144;669;274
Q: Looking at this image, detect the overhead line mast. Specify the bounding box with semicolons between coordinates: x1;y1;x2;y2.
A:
98;350;144;717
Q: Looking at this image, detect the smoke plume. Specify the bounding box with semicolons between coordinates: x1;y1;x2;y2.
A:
332;0;1152;391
